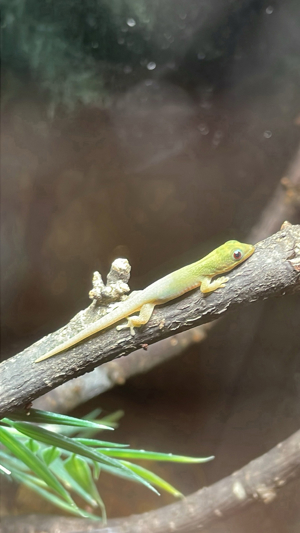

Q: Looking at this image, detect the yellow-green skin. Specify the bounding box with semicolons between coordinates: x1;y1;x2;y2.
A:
35;240;254;362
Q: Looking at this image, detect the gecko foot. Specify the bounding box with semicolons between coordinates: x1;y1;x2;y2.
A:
217;276;229;288
116;322;136;336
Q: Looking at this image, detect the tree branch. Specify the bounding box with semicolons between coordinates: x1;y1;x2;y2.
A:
33;325;210;413
1;223;299;417
35;144;300;414
2;427;300;533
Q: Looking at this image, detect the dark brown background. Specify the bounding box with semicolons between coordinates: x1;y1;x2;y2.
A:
1;0;300;530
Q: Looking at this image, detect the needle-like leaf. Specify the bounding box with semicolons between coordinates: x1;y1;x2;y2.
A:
98;448;215;463
8;469;97;519
120;460;182;497
0;426;74;504
6;420;159;494
8;409;113;430
74;438;129;448
64;454;106;521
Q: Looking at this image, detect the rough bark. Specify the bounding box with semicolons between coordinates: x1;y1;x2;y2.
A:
34;325;210;413
35;143;300;415
0;223;299;417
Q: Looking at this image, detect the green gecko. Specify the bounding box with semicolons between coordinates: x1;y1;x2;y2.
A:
35;240;254;363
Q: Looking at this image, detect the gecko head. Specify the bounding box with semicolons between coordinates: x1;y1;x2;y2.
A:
217;240;255;273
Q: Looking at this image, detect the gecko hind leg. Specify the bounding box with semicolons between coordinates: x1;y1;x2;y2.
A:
116;303;155;336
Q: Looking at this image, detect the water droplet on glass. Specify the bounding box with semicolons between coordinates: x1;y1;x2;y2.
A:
212;130;223;146
266;6;273;14
197;52;205;60
91;42;99;49
86;14;97;27
123;65;132;74
127;18;136;27
145;79;153;86
198;123;209;135
117;36;125;45
147;61;156;71
179;12;187;20
264;130;272;138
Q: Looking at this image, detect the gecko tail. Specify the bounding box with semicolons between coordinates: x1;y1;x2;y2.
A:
34;340;76;362
34;299;143;363
34;322;108;362
34;323;105;363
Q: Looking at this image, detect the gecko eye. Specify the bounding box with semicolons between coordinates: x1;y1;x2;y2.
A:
233;249;242;260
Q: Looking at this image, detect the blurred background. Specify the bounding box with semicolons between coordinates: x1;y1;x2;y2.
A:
1;0;300;531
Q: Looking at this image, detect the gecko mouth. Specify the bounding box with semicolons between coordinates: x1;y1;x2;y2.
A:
243;245;255;260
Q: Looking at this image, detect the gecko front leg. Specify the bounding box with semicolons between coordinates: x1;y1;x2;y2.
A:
200;276;229;294
116;303;155;335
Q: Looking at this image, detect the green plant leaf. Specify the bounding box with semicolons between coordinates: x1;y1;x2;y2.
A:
120;460;182;497
64;455;106;521
1;408;214;519
0;464;47;488
74;438;128;448
7;421;159;494
82;408;102;419
9;409;113;430
42;446;61;466
24;438;40;453
0;455;103;518
92;460;101;480
74;410;124;439
0;450;30;472
7;468;98;519
0;426;74;504
50;457;99;509
98;448;215;463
